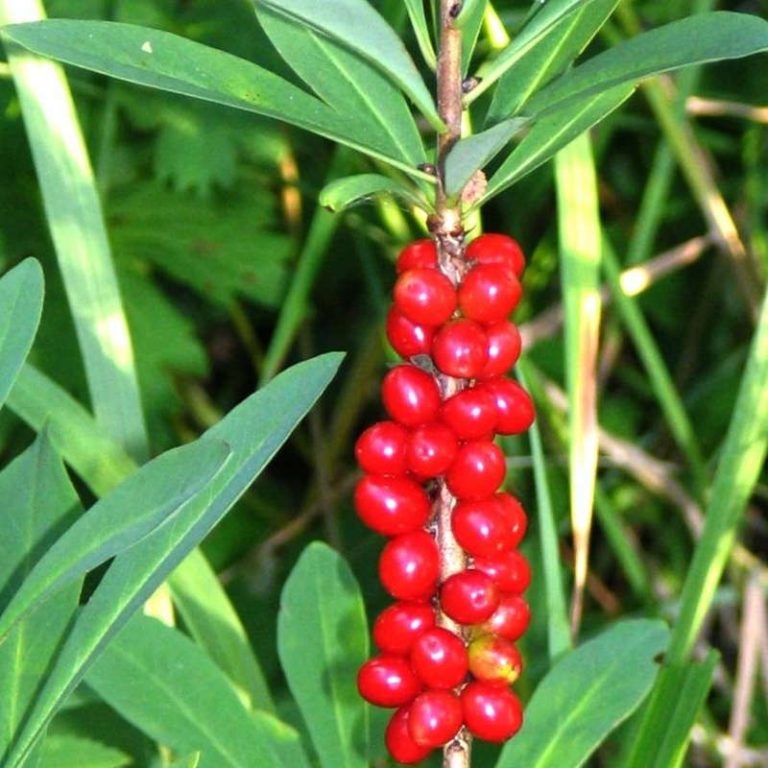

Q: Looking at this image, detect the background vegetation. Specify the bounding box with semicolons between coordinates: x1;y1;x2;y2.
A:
0;1;766;766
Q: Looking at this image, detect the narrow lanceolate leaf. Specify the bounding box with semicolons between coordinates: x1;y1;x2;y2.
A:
0;439;231;642
168;549;275;713
526;12;768;117
37;735;132;768
468;0;588;102
86;616;309;768
444;119;528;198
0;433;81;765
4;353;343;768
403;0;436;69
319;174;429;213
487;0;620;121
481;83;635;205
257;7;426;167
1;21;423;178
624;652;718;768
255;0;443;130
555;134;602;634
279;542;369;768
495;620;669;768
459;0;488;75
0;259;43;413
1;2;148;462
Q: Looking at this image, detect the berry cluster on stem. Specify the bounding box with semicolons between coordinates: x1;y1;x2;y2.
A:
355;234;535;765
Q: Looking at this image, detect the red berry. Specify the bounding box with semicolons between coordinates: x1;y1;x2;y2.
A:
478;321;522;379
458;264;522;325
482;378;535;435
408;690;463;748
386;307;435;360
374;602;435;655
495;493;528;550
431;319;488;379
467;634;523;685
452;498;515;558
466;234;525;277
382;366;441;427
445;441;506;500
357;655;422;707
354;475;430;536
440;570;499;624
439;387;497;440
394;268;456;326
385;707;434;764
461;681;523;742
478;594;531;641
474;550;531;593
410;628;468;689
380;531;440;601
396;239;438;273
407;422;459;478
355;421;409;476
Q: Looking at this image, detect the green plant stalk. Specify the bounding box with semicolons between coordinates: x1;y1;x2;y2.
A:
517;361;572;661
0;0;148;461
554;132;602;637
602;239;708;497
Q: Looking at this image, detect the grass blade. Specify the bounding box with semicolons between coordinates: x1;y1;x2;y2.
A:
1;1;148;461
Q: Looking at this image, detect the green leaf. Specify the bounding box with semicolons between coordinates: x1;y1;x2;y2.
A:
623;652;718;768
487;0;620;121
167;755;201;768
319;174;429;213
38;735;131;768
0;433;81;765
255;0;443;130
526;12;768;117
168;549;275;713
1;20;426;179
459;0;487;75
467;0;589;102
278;542;369;768
481;83;635;204
495;619;669;768
6;364;137;498
0;259;43;413
4;353;343;768
404;0;436;69
86;616;307;768
455;0;486;28
444;119;528;197
256;7;425;167
2;7;149;462
0;438;231;643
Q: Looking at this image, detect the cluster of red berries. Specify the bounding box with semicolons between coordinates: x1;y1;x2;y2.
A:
354;234;535;764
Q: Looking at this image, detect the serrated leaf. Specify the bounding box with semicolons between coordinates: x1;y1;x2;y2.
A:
468;0;589;102
256;0;442;130
278;542;369;768
86;615;307;768
0;259;43;414
495;619;669;768
0;438;231;643
482;83;634;204
623;652;718;768
404;0;436;69
2;20;424;177
0;433;81;766
37;735;131;768
4;353;343;768
256;7;425;167
526;12;768;117
444;118;528;197
109;184;293;310
488;0;620;121
319;174;429;213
